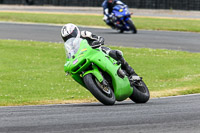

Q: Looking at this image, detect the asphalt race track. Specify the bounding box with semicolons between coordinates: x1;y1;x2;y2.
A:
0;22;200;133
0;22;200;52
0;95;200;133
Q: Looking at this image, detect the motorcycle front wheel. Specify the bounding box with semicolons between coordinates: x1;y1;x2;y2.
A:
129;80;150;103
126;19;137;34
83;74;116;105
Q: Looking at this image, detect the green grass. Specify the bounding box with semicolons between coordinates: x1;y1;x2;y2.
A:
0;39;200;106
0;12;200;32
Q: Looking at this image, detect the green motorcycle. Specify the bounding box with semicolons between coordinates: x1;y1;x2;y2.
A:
64;37;150;105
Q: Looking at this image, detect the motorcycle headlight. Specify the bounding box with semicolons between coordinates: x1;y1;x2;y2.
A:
119;9;123;12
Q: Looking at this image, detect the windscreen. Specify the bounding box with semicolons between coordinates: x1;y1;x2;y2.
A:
64;38;82;58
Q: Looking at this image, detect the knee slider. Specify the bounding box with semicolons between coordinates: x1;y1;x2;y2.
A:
116;50;123;59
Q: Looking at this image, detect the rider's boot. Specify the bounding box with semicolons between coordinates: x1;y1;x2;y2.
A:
105;49;141;81
115;51;141;81
123;61;141;81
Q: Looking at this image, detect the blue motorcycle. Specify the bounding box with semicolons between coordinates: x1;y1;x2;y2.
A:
110;4;137;34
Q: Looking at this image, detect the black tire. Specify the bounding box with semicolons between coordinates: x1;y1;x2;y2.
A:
129;80;150;103
83;74;116;105
126;19;137;34
26;0;34;5
119;29;124;33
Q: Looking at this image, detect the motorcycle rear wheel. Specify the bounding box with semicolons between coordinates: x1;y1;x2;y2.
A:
129;80;150;103
83;74;116;105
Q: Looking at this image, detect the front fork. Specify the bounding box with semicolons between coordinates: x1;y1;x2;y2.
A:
117;17;131;30
83;64;111;89
83;64;104;83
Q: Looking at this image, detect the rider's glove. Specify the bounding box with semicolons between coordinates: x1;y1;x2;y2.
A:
81;31;93;39
109;14;113;19
81;30;104;48
81;31;104;42
97;36;104;45
108;14;114;21
91;36;105;48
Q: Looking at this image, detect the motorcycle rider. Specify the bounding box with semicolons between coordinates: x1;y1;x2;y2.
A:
102;0;125;29
61;23;140;81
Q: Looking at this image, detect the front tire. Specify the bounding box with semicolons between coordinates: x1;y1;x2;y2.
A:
127;19;137;34
119;29;124;33
129;80;150;103
83;74;116;105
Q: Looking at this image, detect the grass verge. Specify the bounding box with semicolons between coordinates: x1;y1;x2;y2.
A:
0;11;200;32
0;39;200;106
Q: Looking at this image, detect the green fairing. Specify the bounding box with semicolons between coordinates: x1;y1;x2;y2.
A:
83;65;104;83
64;39;133;101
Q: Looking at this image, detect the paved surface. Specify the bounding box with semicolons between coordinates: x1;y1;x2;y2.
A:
0;22;199;52
0;94;200;133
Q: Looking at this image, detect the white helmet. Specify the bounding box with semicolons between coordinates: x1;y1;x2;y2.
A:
61;23;80;42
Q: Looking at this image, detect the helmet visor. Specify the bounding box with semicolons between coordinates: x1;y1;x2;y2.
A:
62;27;79;42
64;38;82;58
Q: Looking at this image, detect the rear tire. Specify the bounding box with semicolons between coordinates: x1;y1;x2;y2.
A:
83;74;116;105
26;0;34;5
129;80;150;103
126;19;137;34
